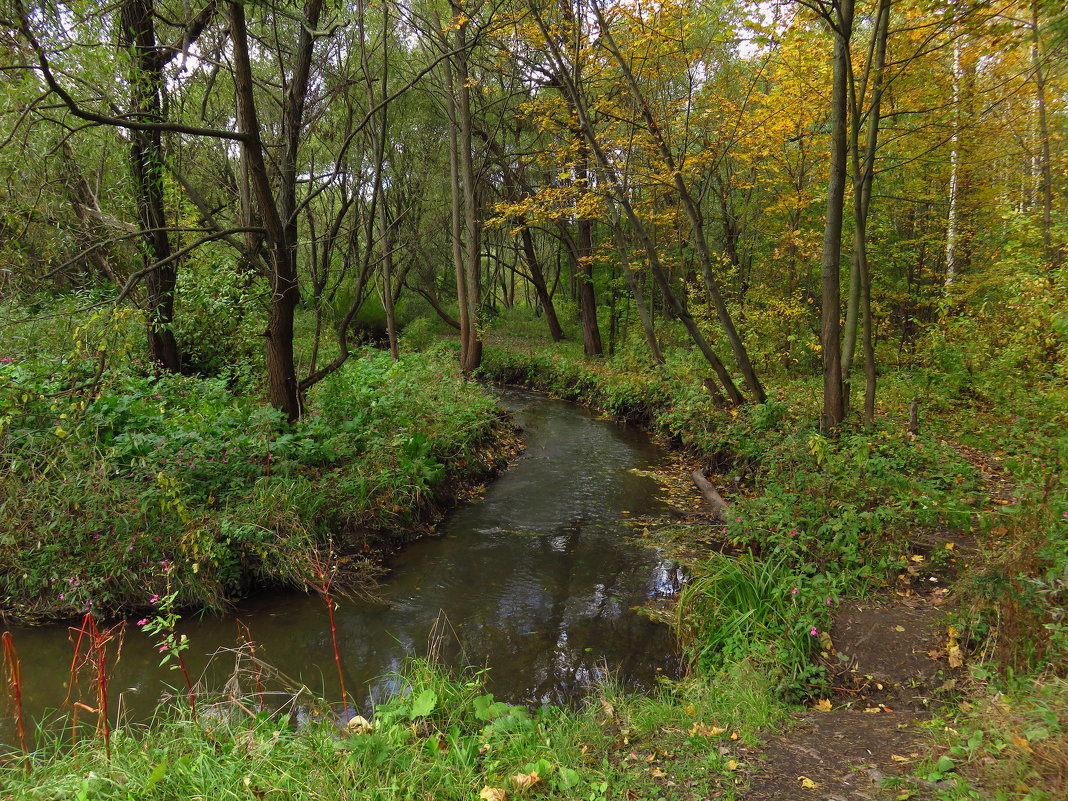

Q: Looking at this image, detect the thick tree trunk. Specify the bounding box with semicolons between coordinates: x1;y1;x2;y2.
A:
455;13;482;373
843;0;888;389
230;0;310;420
444;55;471;364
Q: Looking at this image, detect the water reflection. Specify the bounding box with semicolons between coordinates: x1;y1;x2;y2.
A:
2;389;681;745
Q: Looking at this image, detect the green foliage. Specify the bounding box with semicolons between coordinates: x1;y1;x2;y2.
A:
929;676;1068;801
172;253;264;376
957;493;1068;675
677;551;833;698
0;304;506;619
0;658;785;801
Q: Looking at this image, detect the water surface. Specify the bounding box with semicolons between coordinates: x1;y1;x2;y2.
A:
2;389;681;745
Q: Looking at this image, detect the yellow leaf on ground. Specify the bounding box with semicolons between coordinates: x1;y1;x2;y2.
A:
814;698;833;712
346;715;373;734
725;759;739;771
480;788;508;801
799;776;818;789
650;767;667;778
895;625;906;632
689;722;728;737
948;644;965;668
511;771;540;791
891;754;910;762
910;554;925;563
1011;734;1033;754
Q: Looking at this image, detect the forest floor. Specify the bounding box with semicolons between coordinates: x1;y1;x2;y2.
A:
736;443;1015;800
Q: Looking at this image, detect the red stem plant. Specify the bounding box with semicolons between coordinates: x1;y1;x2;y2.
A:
65;613;126;759
307;552;350;722
2;631;30;772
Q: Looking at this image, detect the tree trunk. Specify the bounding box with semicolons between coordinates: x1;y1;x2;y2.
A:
456;12;482;373
575;139;603;356
1029;0;1057;276
590;1;763;401
842;0;888;391
944;35;962;288
818;0;854;432
230;0;311;421
520;227;564;341
122;0;180;372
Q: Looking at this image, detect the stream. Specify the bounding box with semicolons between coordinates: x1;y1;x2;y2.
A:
1;388;683;746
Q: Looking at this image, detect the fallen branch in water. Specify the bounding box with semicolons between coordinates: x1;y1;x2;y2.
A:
691;470;730;523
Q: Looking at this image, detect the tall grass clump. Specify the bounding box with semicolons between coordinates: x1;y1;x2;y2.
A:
677;551;833;698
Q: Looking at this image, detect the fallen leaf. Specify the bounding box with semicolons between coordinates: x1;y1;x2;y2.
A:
730;731;740;740
799;776;818;789
894;625;906;632
511;771;540;791
864;707;882;713
600;699;615;719
479;788;507;801
814;698;833;712
945;542;955;550
1011;734;1033;754
910;554;925;563
725;759;739;771
891;754;910;762
947;644;965;668
819;631;834;652
689;722;728;737
650;767;667;778
346;715;373;734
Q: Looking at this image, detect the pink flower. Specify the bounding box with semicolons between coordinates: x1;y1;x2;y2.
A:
809;626;819;636
136;618;149;627
791;587;799;595
790;529;798;537
149;594;160;604
826;597;832;606
158;644;168;652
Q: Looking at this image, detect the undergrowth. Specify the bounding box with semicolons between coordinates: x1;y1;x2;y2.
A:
478;336;983;697
0;658;785;801
0;302;507;620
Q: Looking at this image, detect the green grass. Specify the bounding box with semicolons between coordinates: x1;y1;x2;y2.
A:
0;659;786;800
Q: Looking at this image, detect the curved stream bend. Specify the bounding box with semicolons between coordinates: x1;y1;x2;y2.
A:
3;388;681;744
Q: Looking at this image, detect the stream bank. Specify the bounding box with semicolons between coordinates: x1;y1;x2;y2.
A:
0;349;512;624
2;389;683;748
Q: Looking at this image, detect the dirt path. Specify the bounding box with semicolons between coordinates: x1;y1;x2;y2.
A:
737;442;1008;800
